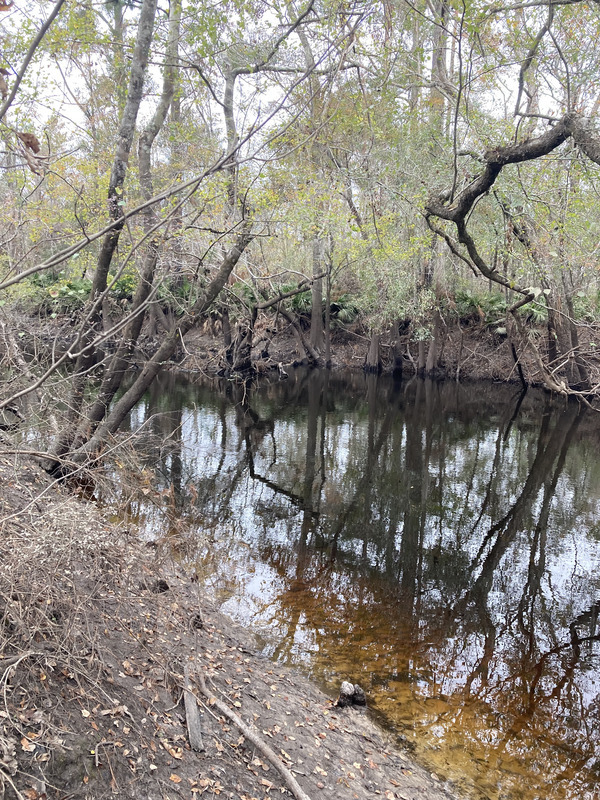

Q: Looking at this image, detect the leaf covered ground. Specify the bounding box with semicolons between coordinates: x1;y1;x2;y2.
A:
0;457;461;800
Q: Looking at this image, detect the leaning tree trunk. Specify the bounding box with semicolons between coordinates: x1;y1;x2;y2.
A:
65;1;181;449
66;0;180;454
45;224;253;473
53;0;159;459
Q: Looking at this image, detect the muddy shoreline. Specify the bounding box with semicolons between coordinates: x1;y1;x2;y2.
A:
0;459;463;800
168;324;526;386
13;310;540;386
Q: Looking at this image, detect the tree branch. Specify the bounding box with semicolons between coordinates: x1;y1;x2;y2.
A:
0;0;67;124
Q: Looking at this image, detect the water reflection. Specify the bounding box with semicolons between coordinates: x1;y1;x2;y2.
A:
116;370;600;800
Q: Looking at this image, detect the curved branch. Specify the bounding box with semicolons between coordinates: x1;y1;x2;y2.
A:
0;0;67;124
426;114;575;225
514;4;555;117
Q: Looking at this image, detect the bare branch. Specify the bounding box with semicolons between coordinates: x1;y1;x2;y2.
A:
0;0;67;124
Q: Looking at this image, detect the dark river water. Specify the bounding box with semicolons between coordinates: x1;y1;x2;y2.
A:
115;369;600;800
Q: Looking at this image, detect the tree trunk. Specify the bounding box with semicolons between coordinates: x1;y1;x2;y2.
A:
309;236;324;354
230;308;257;374
53;0;159;459
66;0;180;453
222;308;233;364
417;340;426;375
45;225;253;473
425;310;442;375
279;308;320;365
324;247;332;367
364;332;381;373
564;289;590;390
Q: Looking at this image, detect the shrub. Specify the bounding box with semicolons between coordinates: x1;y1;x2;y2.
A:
451;289;508;325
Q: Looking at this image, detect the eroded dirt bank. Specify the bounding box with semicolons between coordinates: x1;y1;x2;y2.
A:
13;310;553;385
0;458;462;800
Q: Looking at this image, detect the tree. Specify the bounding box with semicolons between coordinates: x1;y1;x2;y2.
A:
426;111;600;394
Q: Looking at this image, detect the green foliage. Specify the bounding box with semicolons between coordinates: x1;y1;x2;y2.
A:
330;293;362;325
289;287;312;315
229;281;258;309
519;299;548;325
36;276;93;315
157;277;195;312
572;290;600;322
108;271;138;302
450;290;508;325
22;268;139;314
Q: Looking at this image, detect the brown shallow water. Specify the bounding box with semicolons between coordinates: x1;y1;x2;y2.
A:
115;369;600;800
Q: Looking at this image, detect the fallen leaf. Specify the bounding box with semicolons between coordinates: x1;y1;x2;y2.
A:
169;773;182;783
21;737;36;753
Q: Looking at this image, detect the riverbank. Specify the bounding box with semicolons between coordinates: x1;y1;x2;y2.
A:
11;308;557;385
166;323;528;384
0;457;462;800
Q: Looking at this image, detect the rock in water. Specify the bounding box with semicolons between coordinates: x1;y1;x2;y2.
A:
336;681;367;708
352;684;367;706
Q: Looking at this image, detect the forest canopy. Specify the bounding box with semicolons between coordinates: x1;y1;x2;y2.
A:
3;0;600;469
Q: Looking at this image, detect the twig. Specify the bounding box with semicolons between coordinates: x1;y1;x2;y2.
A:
195;669;313;800
0;768;26;800
0;652;42;686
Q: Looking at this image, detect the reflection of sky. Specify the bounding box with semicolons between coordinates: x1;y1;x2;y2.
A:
119;377;600;800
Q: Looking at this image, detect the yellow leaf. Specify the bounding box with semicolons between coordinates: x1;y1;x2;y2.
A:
169;773;182;783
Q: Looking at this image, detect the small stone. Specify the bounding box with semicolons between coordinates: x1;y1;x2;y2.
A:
336;681;367;708
352;684;367;706
336;681;355;707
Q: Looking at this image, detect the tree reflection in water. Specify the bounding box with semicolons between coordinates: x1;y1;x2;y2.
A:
116;370;600;800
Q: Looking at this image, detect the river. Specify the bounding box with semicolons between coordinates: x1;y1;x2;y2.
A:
113;369;600;800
